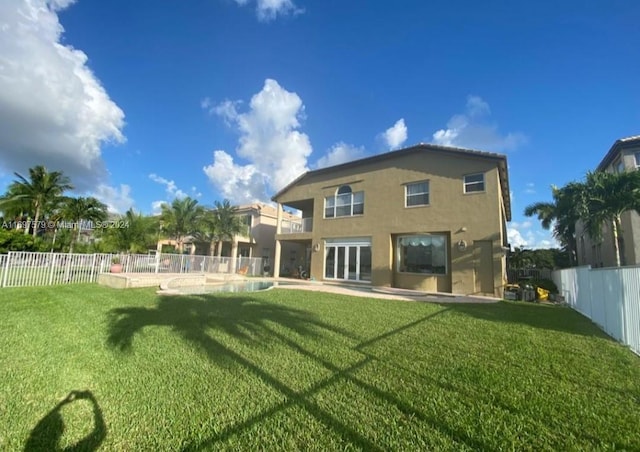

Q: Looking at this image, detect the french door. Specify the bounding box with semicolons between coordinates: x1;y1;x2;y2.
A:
324;239;371;282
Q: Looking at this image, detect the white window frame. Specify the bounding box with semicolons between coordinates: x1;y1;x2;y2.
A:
405;181;430;207
464;173;485;193
396;234;448;275
324;185;364;218
324;238;372;282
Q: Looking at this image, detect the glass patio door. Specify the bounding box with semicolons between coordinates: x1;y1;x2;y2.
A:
324;239;371;282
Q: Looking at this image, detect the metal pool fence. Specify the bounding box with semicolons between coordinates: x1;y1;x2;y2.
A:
0;251;264;288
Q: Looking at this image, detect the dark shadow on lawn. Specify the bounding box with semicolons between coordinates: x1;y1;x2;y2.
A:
445;301;613;339
107;296;490;450
107;293;355;352
24;390;106;452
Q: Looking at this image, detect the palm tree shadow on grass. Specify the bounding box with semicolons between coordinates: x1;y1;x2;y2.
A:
106;298;492;450
107;294;355;354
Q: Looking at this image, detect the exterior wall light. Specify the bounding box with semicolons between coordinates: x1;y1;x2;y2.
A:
457;240;467;252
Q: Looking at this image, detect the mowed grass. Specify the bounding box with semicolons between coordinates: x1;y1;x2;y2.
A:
1;285;639;451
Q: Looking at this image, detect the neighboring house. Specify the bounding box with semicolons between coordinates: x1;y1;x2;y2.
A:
214;203;305;273
576;135;640;267
156;203;304;275
271;143;511;297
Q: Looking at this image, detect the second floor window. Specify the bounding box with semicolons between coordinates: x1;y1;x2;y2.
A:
464;173;485;193
635;151;640;169
325;185;364;218
406;181;429;207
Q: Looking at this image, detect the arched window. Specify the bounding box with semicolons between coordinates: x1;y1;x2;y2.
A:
324;185;364;218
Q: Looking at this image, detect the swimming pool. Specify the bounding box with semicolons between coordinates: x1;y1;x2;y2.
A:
174;280;281;295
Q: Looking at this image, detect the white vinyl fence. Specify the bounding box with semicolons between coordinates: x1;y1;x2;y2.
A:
552;265;640;356
0;251;264;288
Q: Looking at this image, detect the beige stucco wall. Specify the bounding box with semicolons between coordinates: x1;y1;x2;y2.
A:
275;151;507;296
576;144;640;267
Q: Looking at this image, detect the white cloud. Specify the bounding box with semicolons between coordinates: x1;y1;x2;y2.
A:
203;150;265;204
510;220;533;230
92;184;134;214
151;200;166;214
382;118;408;150
508;223;559;250
191;186;202;198
149;173;188;199
507;227;528;248
524;182;536;194
0;0;125;190
231;0;302;21
316;142;365;169
432;96;525;152
203;79;312;203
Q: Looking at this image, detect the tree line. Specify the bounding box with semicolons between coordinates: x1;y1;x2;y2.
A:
524;169;640;267
0;165;246;255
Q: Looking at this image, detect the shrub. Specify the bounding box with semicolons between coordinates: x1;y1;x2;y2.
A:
0;229;47;253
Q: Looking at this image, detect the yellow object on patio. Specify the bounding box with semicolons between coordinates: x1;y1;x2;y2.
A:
536;286;549;301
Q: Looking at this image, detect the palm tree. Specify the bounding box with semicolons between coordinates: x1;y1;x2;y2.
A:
61;197;108;253
212;199;246;257
524;182;586;266
159;197;205;254
581;170;640;267
0;184;31;225
99;209;158;253
195;209;221;256
0;166;73;237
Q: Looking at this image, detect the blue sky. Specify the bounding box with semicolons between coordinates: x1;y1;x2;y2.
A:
0;0;639;248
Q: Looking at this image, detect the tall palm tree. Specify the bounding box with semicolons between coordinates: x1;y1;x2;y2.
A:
61;197;108;253
0;166;73;237
100;209;158;253
524;182;586;266
581;170;640;267
160;197;205;253
213;199;246;257
195;209;221;256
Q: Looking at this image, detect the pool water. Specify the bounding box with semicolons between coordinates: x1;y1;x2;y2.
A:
177;280;278;295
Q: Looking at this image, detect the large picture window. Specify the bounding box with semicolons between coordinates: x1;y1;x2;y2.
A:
405;181;429;207
325;185;364;218
397;235;447;274
464;173;485;193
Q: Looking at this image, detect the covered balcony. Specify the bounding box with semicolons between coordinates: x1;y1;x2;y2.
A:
275;198;314;237
280;217;313;234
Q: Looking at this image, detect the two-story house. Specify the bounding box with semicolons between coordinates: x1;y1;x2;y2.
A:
272;143;511;297
576;135;640;267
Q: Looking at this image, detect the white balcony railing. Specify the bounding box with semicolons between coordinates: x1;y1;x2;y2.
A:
280;217;313;234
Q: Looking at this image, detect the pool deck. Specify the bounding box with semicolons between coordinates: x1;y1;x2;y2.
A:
98;272;498;303
274;279;499;304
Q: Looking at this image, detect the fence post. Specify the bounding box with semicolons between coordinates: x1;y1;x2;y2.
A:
48;252;57;286
90;253;98;283
63;253;72;283
1;252;11;288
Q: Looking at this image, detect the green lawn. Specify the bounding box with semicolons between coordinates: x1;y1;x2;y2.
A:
1;285;639;451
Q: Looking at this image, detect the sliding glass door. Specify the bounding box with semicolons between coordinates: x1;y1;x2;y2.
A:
324;239;371;282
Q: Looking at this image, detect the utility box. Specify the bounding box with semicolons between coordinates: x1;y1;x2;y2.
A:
504;284;520;301
522;288;536;302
